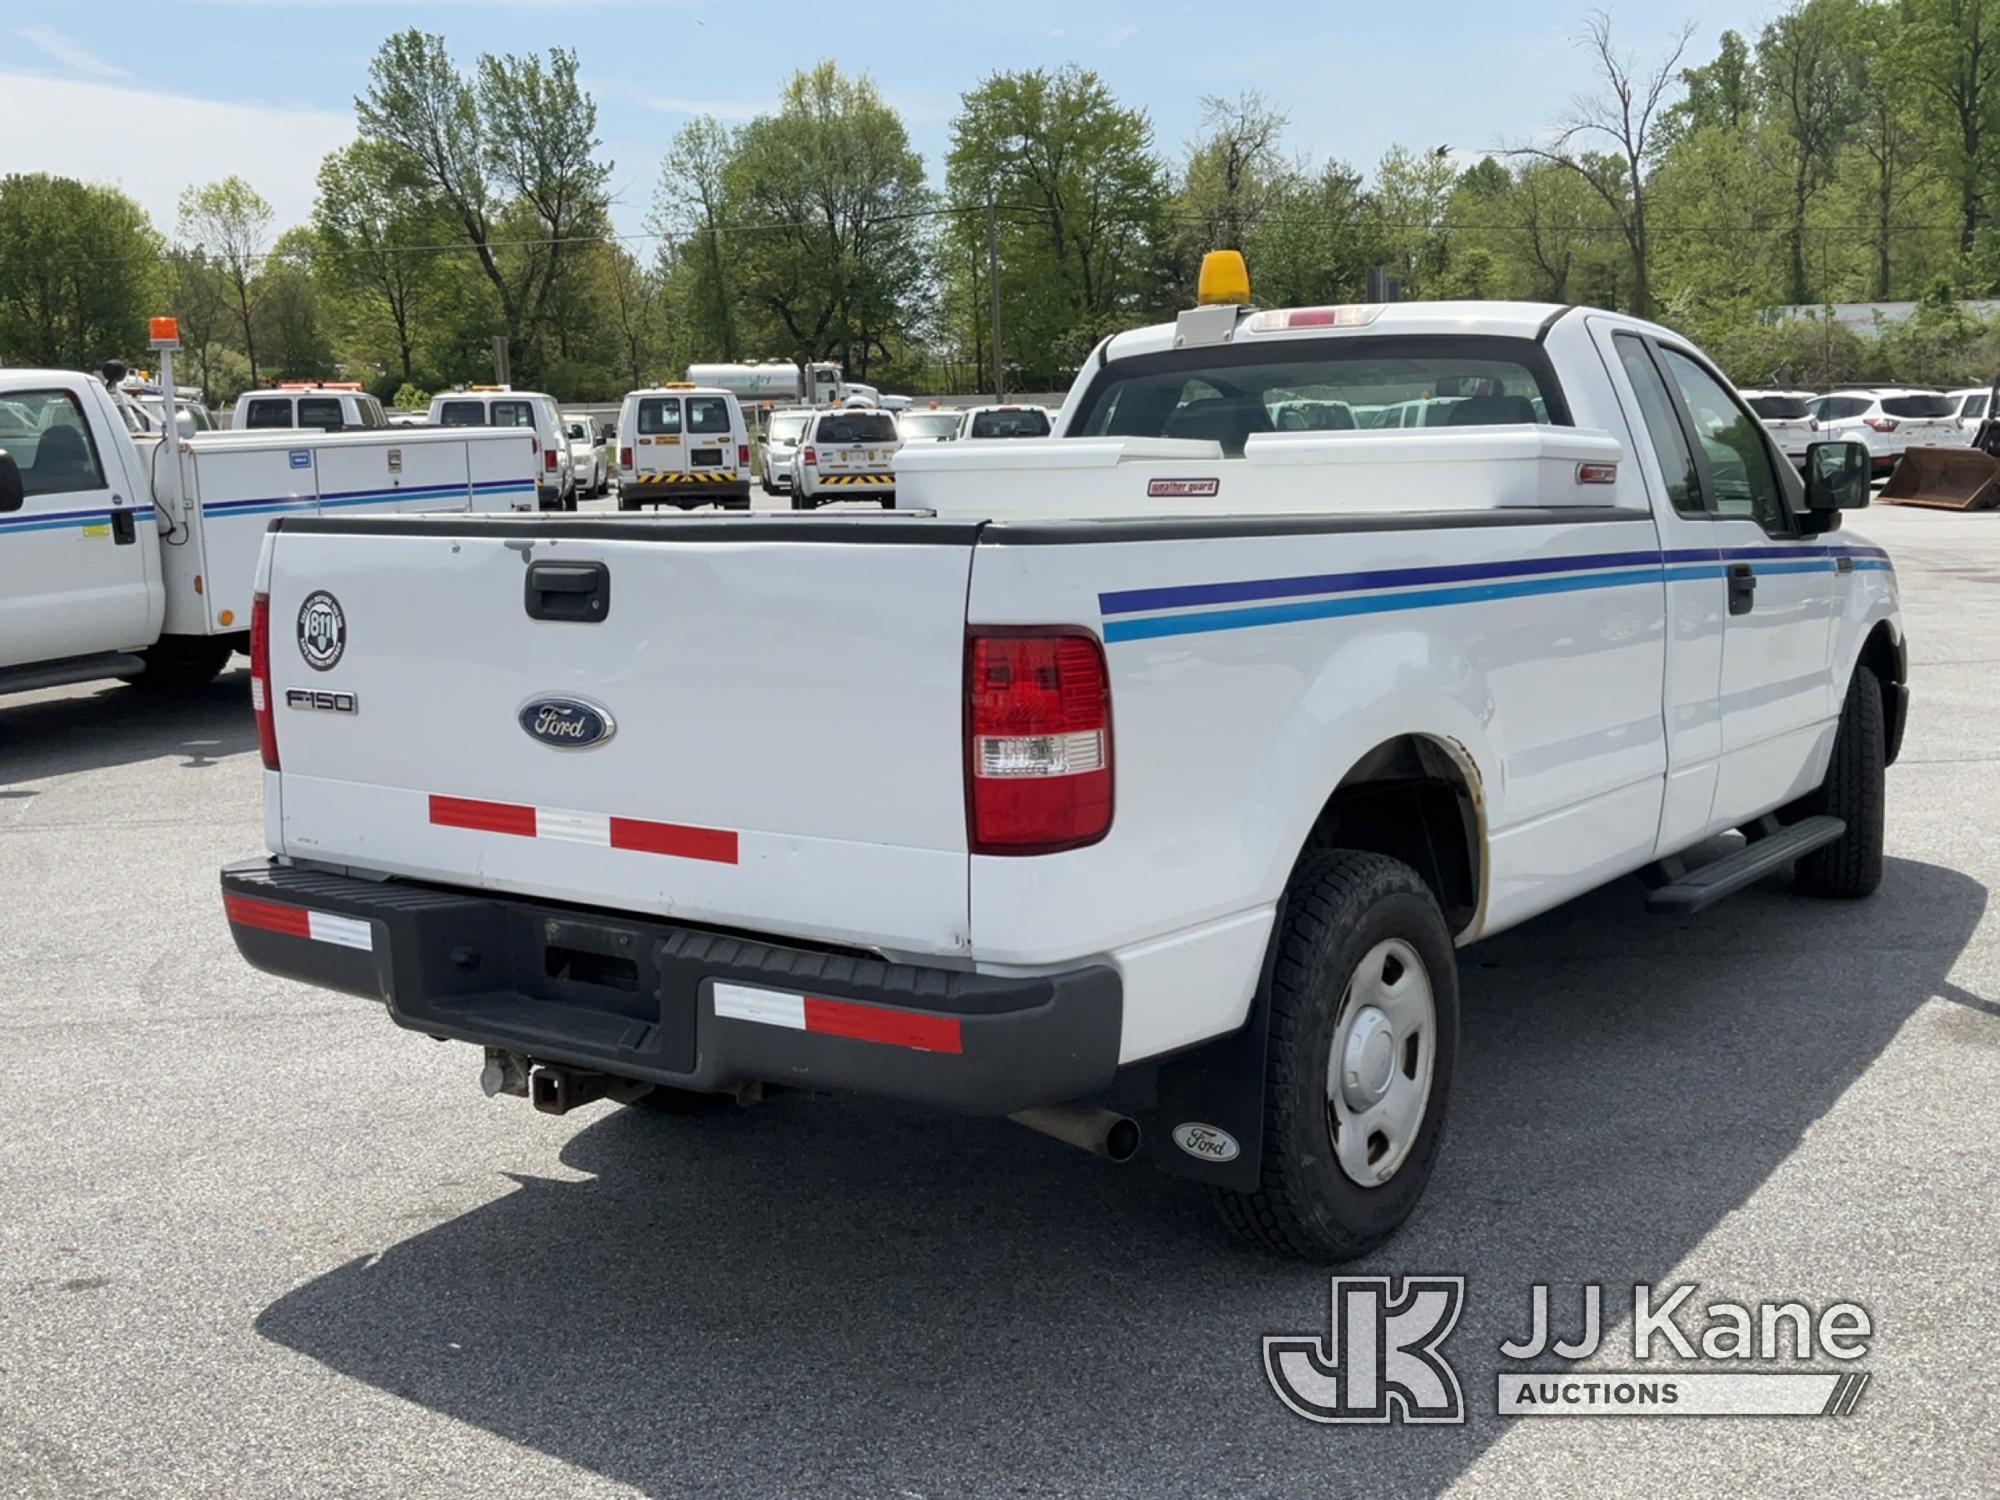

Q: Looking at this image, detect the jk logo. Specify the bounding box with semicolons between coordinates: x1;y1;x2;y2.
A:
1264;1276;1466;1424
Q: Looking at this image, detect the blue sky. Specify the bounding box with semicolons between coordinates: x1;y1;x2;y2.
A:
1;0;1755;245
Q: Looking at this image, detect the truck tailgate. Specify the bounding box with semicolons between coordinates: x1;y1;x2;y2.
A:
263;516;979;954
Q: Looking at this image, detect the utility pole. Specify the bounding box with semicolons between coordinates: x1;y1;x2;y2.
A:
491;334;510;388
986;189;1004;403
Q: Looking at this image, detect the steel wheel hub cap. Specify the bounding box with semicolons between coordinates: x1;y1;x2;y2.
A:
1325;937;1437;1188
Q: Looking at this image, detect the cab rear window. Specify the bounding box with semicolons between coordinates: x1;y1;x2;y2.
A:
637;399;682;435
245;398;293;429
815;412;897;444
490;400;535;428
687;396;732;434
1070;336;1569;457
437;400;485;427
297;397;344;430
969;408;1051;438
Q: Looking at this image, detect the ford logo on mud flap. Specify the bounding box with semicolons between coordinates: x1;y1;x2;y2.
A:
519;697;616;750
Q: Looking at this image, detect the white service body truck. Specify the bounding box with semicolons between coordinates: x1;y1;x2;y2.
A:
0;368;534;697
220;296;1906;1262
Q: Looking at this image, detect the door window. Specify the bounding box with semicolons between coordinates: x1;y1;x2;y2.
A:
1613;336;1702;517
1;390;106;498
1656;347;1789;533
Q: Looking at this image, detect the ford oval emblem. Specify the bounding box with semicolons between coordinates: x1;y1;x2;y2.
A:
1172;1122;1241;1163
519;696;616;750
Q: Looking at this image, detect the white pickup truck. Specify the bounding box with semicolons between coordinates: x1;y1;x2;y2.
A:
1;367;535;698
220;289;1906;1262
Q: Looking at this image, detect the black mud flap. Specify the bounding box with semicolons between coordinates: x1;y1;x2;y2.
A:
1144;895;1288;1195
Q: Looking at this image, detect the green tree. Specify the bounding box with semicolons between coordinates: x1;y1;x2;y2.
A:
0;174;156;368
1246;160;1379;308
648;117;740;361
160;248;231;402
1372;145;1460;296
1670;29;1757;139
1758;1;1862;305
355;30;611;381
948;66;1171;376
257;228;335;381
314;140;448;385
179;175;274;385
1904;0;2000;261
711;64;932;380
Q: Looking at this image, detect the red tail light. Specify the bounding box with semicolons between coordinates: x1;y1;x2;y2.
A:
803;445;818;467
1864;416;1898;433
738;443;750;466
545;448;558;471
620;446;633;469
250;590;279;770
966;630;1112;854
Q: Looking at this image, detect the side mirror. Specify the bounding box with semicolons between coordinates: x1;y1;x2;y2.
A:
1804;440;1873;513
0;451;21;513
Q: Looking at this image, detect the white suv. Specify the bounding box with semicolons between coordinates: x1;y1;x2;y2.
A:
428;389;573;510
789;405;900;508
1945;387;1992;443
1738;389;1819;467
1809;388;1960;477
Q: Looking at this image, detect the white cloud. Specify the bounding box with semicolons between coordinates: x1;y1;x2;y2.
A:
1106;23;1139;48
15;25;130;79
0;71;353;236
642;96;767;121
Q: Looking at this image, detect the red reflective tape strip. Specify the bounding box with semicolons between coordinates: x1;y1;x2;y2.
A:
609;816;739;865
801;996;963;1055
430;794;537;837
224;893;312;939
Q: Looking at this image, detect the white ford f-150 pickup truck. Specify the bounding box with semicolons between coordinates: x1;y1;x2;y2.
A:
221;281;1905;1262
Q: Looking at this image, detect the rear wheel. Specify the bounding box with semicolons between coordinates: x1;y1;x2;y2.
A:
129;636;234;692
1214;849;1458;1262
1796;664;1886;898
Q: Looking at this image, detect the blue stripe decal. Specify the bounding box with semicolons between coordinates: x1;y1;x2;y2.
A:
1105;568;1666;643
1099;549;1665;616
0;508;158;534
1104;540;1897;644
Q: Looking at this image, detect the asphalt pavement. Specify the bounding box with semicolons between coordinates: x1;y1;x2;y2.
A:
2;503;1997;1498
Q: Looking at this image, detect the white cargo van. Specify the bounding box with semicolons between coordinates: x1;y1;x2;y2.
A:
233;386;388;433
616;385;751;510
427;389;574;510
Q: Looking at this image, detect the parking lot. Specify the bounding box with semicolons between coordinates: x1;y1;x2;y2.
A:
2;503;1997;1498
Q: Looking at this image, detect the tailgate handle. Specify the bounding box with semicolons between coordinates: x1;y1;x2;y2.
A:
525;560;610;623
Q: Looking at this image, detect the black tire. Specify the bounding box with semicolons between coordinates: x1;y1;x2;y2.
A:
617;494;637;512
129;637;234;692
1214;849;1459;1263
792;492;813;511
1796;664;1886;899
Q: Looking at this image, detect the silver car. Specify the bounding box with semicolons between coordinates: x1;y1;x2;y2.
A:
760;407;813;495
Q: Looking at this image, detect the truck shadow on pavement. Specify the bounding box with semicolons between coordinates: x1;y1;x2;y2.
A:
257;856;1986;1499
0;669;255;783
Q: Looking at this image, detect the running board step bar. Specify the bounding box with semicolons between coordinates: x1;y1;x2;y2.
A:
1644;815;1846;914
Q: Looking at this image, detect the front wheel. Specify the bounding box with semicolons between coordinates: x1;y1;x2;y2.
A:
1796;664;1886;898
1214;849;1458;1263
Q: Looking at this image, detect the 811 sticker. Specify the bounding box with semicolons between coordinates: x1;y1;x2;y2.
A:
297;591;346;671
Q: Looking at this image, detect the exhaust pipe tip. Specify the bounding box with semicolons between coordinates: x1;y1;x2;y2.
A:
1009;1104;1142;1163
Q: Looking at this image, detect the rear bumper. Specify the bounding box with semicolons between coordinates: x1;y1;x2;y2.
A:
623;476;751;508
221;860;1122;1115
